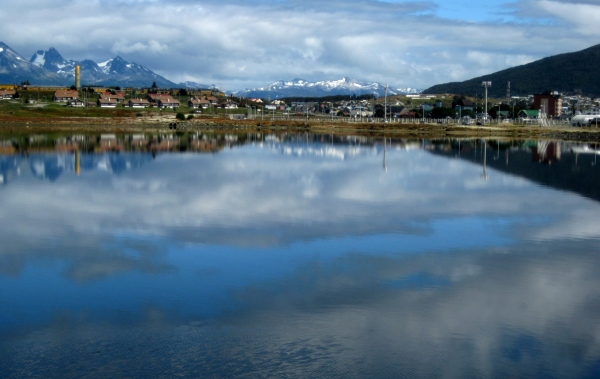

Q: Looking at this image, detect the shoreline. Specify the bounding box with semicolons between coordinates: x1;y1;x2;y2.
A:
1;114;600;142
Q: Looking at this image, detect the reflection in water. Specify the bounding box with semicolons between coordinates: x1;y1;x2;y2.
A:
1;134;600;378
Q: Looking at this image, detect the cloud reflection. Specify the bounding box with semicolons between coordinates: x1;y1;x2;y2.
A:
2;140;600;377
1;142;600;275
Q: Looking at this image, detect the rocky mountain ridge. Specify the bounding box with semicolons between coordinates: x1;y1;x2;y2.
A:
0;42;217;88
29;47;177;88
235;77;422;98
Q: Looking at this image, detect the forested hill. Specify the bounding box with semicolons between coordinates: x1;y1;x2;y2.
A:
423;44;600;97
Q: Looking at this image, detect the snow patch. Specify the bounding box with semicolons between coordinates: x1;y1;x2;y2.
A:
0;48;4;53
31;53;45;67
235;77;423;97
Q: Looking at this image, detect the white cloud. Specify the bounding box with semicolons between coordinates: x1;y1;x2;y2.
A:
536;0;600;35
111;39;168;55
0;0;598;90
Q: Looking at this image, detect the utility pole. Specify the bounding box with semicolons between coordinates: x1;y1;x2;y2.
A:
384;84;388;122
482;81;492;124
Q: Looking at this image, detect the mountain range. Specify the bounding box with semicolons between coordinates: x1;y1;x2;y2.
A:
234;78;422;98
0;42;62;85
0;42;214;89
423;43;600;97
1;41;423;97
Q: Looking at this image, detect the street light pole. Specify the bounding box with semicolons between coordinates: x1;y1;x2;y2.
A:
482;81;491;124
384;84;388;122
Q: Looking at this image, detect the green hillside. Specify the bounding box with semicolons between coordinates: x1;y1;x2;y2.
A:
423;44;600;97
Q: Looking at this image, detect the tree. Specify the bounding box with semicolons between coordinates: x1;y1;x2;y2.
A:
431;107;456;119
21;80;30;86
151;81;157;89
461;109;475;118
178;89;189;96
70;85;77;90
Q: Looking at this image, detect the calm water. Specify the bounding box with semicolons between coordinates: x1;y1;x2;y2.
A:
1;134;600;378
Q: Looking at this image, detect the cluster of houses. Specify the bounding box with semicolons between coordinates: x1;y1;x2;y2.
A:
49;89;241;110
6;83;600;123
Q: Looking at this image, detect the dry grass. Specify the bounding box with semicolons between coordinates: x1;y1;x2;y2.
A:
1;107;600;143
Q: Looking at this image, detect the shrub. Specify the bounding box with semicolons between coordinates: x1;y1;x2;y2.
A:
187;114;194;120
136;112;143;117
175;112;186;120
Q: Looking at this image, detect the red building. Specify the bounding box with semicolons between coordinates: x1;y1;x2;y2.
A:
533;92;562;117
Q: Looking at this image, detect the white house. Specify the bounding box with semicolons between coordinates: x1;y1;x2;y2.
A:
98;98;118;108
128;99;150;108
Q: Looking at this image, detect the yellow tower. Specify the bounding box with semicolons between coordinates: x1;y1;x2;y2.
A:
75;150;81;176
75;65;81;90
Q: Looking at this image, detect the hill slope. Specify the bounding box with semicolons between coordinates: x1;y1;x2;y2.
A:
423;44;600;97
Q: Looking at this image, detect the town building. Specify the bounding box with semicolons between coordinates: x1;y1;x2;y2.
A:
533;92;562;117
99;92;125;103
453;98;474;111
53;90;79;102
188;98;210;109
157;97;180;108
219;100;238;109
97;98;118;108
128;99;150;108
147;93;171;103
518;109;540;119
0;90;16;100
66;99;85;107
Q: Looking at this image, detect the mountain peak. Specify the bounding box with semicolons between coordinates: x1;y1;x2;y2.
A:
0;42;178;87
235;78;422;98
0;42;62;85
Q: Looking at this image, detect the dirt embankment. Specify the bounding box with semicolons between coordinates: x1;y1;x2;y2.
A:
1;114;600;142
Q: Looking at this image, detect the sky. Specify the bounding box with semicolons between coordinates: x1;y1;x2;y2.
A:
1;0;599;91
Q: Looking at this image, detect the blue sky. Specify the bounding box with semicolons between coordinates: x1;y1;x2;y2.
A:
0;0;599;90
435;0;513;21
386;0;514;21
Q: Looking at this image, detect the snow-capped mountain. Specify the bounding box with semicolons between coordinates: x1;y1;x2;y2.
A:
30;47;177;87
0;42;63;85
178;81;219;90
30;47;74;73
234;77;422;98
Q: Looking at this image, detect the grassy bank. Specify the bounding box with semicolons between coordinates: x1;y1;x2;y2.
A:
1;101;600;143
